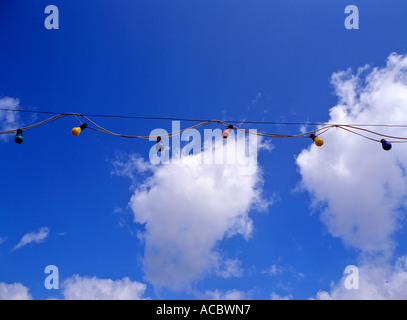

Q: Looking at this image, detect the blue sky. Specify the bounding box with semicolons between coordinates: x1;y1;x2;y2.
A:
1;0;407;300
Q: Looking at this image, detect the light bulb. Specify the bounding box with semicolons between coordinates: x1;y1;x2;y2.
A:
156;136;164;152
314;137;324;147
221;125;234;139
221;129;230;139
310;134;323;147
71;123;88;136
380;139;392;151
14;129;24;144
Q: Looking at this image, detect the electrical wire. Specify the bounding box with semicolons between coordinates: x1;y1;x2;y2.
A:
2;107;407;127
1;108;407;146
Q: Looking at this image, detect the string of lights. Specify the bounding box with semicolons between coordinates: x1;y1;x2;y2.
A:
0;108;406;151
3;107;407;127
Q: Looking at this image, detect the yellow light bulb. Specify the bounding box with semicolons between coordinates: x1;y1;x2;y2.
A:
71;127;82;136
314;137;324;147
71;123;88;136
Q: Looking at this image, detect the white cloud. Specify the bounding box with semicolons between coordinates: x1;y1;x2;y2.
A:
204;289;248;300
216;258;244;279
262;264;283;276
296;53;407;255
0;97;21;140
116;134;270;290
296;53;407;299
270;292;293;300
13;227;50;250
316;256;407;300
248;92;272;113
62;275;148;300
0;283;32;300
112;152;154;184
0;275;148;300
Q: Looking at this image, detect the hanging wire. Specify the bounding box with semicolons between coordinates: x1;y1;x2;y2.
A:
3;107;407;127
1;108;407;145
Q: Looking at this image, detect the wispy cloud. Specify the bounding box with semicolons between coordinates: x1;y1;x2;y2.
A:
0;283;32;300
262;264;283;276
204;289;249;300
62;275;148;300
216;258;244;279
0;275;148;300
247;92;272;113
316;256;407;300
270;292;293;300
13;227;50;251
0;97;22;141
